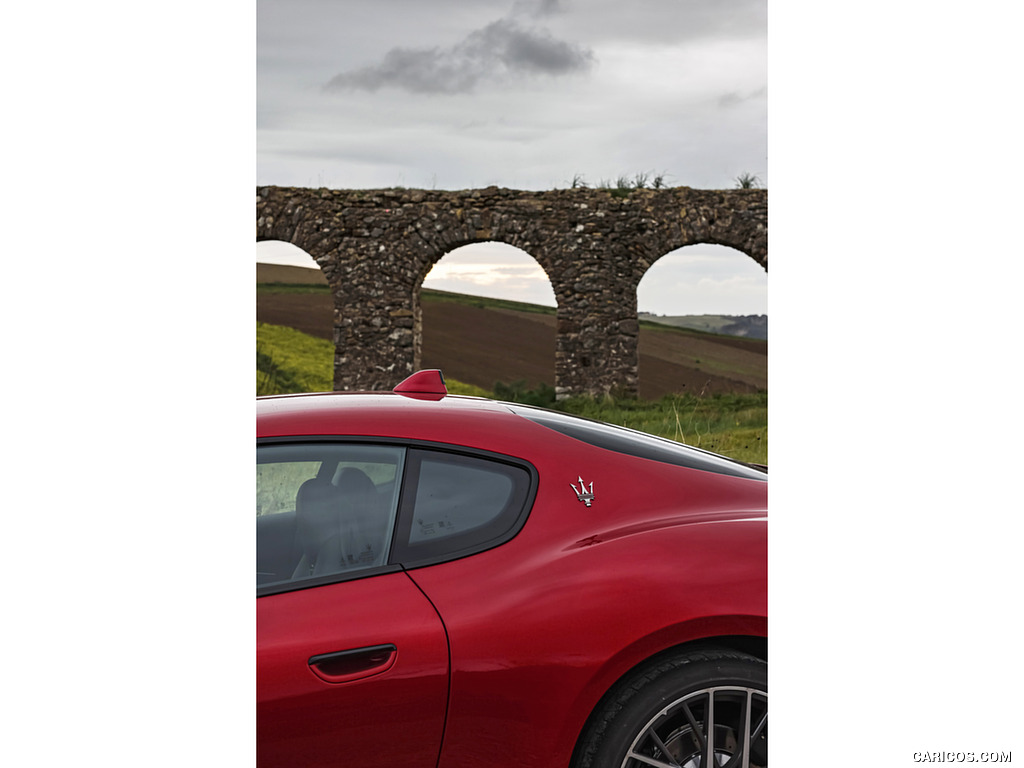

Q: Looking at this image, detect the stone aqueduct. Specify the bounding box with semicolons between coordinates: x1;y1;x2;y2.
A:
257;185;767;397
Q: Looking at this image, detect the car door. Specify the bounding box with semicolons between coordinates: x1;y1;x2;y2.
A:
257;574;449;768
256;442;449;768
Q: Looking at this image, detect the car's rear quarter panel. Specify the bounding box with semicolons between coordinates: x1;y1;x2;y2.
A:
403;422;766;767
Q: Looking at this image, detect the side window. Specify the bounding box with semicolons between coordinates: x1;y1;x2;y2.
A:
257;443;405;589
392;449;533;565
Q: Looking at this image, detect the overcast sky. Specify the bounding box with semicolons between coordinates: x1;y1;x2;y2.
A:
257;0;767;315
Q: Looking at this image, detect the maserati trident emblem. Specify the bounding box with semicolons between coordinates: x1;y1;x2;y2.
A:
571;476;595;507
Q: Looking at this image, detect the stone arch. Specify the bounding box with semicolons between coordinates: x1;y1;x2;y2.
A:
257;185;767;397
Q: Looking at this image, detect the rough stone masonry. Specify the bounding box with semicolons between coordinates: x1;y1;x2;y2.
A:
257;185;767;397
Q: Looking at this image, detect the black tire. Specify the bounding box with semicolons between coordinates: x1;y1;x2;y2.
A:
574;650;767;768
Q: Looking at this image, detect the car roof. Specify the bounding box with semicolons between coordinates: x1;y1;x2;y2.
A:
258;389;531;441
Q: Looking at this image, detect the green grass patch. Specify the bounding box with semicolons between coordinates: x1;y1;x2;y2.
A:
257;322;333;394
444;378;492;397
556;392;767;465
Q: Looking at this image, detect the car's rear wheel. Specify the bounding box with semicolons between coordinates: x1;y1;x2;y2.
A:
575;650;767;768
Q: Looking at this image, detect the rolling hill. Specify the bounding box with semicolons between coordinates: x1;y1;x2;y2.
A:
639;312;767;340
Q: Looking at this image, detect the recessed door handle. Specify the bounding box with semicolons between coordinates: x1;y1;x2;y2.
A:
308;644;397;683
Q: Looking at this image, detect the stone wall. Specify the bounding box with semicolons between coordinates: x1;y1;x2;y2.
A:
256;185;767;397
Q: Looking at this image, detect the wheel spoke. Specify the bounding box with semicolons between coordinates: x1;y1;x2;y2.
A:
647;728;682;768
680;698;707;755
719;690;749;768
740;689;752;768
704;691;715;768
751;710;767;742
627;751;681;768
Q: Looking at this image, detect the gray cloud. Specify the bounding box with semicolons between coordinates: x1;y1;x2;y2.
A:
718;86;767;109
324;16;594;95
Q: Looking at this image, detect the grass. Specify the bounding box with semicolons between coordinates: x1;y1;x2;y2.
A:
445;379;492;397
569;171;670;191
557;392;766;465
257;322;333;394
256;320;766;464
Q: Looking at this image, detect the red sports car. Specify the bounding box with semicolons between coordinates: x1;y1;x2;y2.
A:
257;370;767;768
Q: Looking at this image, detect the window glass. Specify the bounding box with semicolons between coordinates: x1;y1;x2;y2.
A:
509;405;767;479
257;444;405;587
410;457;515;543
258;461;320;517
393;449;533;564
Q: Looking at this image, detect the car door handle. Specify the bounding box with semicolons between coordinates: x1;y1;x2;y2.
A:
308;644;398;683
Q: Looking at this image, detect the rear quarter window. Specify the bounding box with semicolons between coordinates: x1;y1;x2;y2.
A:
390;448;534;566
